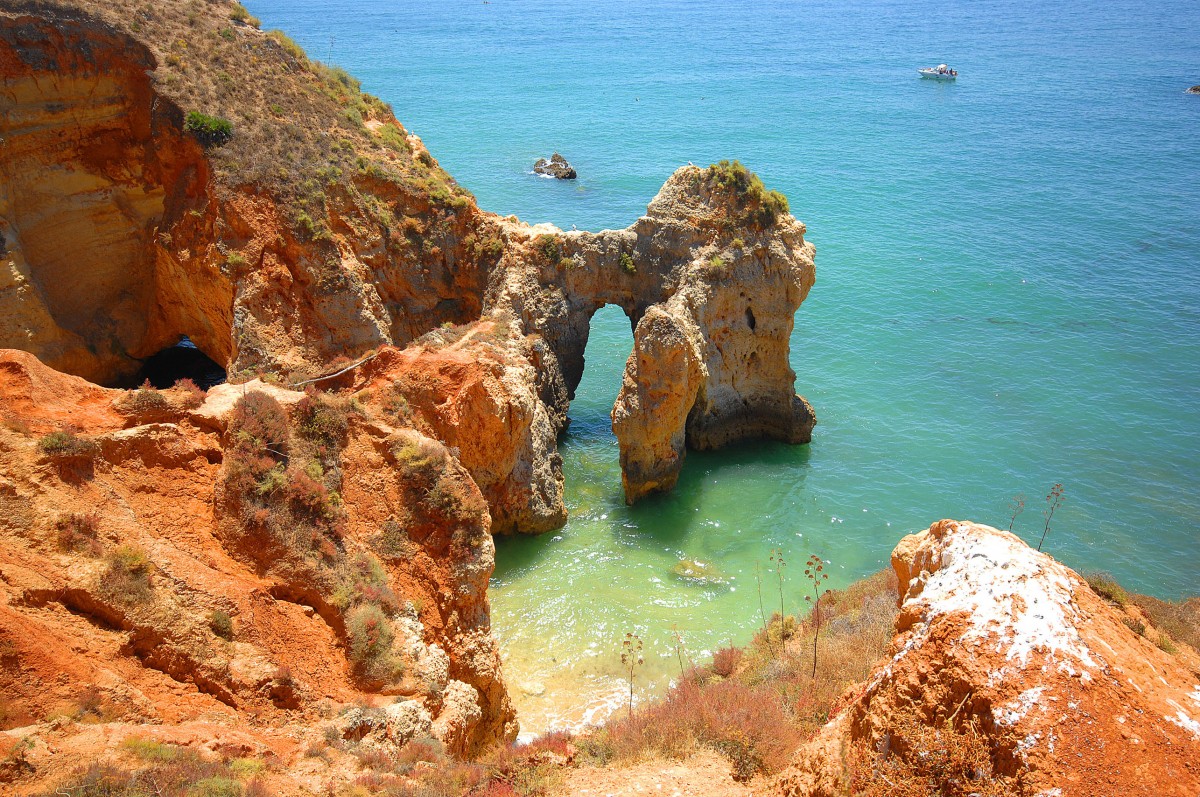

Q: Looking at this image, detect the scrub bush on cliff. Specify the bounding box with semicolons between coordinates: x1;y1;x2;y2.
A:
224;391;289;499
37;430;99;462
292;389;350;455
99;546;154;605
346;603;402;683
184;111;233;147
701;160;790;227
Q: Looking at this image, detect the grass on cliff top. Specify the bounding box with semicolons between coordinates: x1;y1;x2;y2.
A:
1087;571;1200;654
32;0;473;210
699;160;790;227
43;739;268;797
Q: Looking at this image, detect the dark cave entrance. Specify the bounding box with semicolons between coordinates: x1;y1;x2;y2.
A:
133;336;227;389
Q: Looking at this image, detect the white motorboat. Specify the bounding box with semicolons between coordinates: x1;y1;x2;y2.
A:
919;64;957;80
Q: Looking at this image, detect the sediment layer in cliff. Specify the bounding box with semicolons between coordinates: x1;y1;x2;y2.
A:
0;348;515;780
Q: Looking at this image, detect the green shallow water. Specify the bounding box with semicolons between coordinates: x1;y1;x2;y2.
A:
246;0;1200;735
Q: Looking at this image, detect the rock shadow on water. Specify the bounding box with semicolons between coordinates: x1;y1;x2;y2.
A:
621;437;813;551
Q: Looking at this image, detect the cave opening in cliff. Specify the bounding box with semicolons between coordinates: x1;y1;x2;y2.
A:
132;337;227;390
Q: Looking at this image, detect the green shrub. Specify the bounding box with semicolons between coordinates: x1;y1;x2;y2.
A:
184;111;233;147
267;29;307;64
346;604;399;681
331;552;398;611
119;382;171;415
1130;592;1200;653
56;512;101;554
389;434;447;480
209;610;235;641
229;392;289;455
121;737;180;762
189;776;242;797
254;463;287;497
284;462;338;518
373;518;414;558
425;472;487;522
382;385;411;421
228;757;265;778
38;431;99;460
293;390;349;451
712;646;742;678
173;378;207;409
1085;572;1129;607
619;252;637;275
229;3;260;28
536;234;562;265
1122;616;1146;636
100;545;153;605
702;160;789;226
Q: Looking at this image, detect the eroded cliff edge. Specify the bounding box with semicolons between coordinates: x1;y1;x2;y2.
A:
775;520;1200;796
1;0;816;524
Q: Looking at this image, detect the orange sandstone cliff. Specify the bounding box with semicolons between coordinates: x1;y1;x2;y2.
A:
0;0;817;524
0;0;819;791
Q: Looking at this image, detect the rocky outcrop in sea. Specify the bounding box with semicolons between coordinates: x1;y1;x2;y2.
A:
533;152;577;179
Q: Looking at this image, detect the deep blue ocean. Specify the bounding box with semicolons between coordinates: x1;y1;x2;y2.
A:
250;0;1200;732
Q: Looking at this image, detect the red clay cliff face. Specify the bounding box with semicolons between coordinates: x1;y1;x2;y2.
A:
1;2;494;387
775;520;1200;797
0;349;515;792
0;0;822;788
0;10;223;385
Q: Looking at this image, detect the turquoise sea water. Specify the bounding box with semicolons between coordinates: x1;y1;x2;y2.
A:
250;0;1200;732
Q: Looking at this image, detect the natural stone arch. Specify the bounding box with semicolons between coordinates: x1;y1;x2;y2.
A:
489;165;817;505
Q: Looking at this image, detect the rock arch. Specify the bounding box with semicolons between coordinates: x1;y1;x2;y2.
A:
489;166;817;505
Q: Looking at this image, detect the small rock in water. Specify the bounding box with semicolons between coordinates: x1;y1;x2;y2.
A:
520;681;546;697
1187;85;1200;95
533;152;577;179
671;558;727;586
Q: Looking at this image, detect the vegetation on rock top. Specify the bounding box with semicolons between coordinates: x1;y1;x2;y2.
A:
700;160;791;227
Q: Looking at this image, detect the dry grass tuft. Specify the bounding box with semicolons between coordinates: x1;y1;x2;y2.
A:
1131;592;1200;654
847;711;1018;797
578;569;899;781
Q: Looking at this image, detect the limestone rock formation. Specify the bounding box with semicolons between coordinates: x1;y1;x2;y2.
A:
2;0;816;516
533;153;577;179
488;164;816;503
0;2;822;785
775;520;1200;796
1;1;491;387
347;335;568;535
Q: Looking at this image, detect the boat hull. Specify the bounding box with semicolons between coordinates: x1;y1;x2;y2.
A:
918;69;956;80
